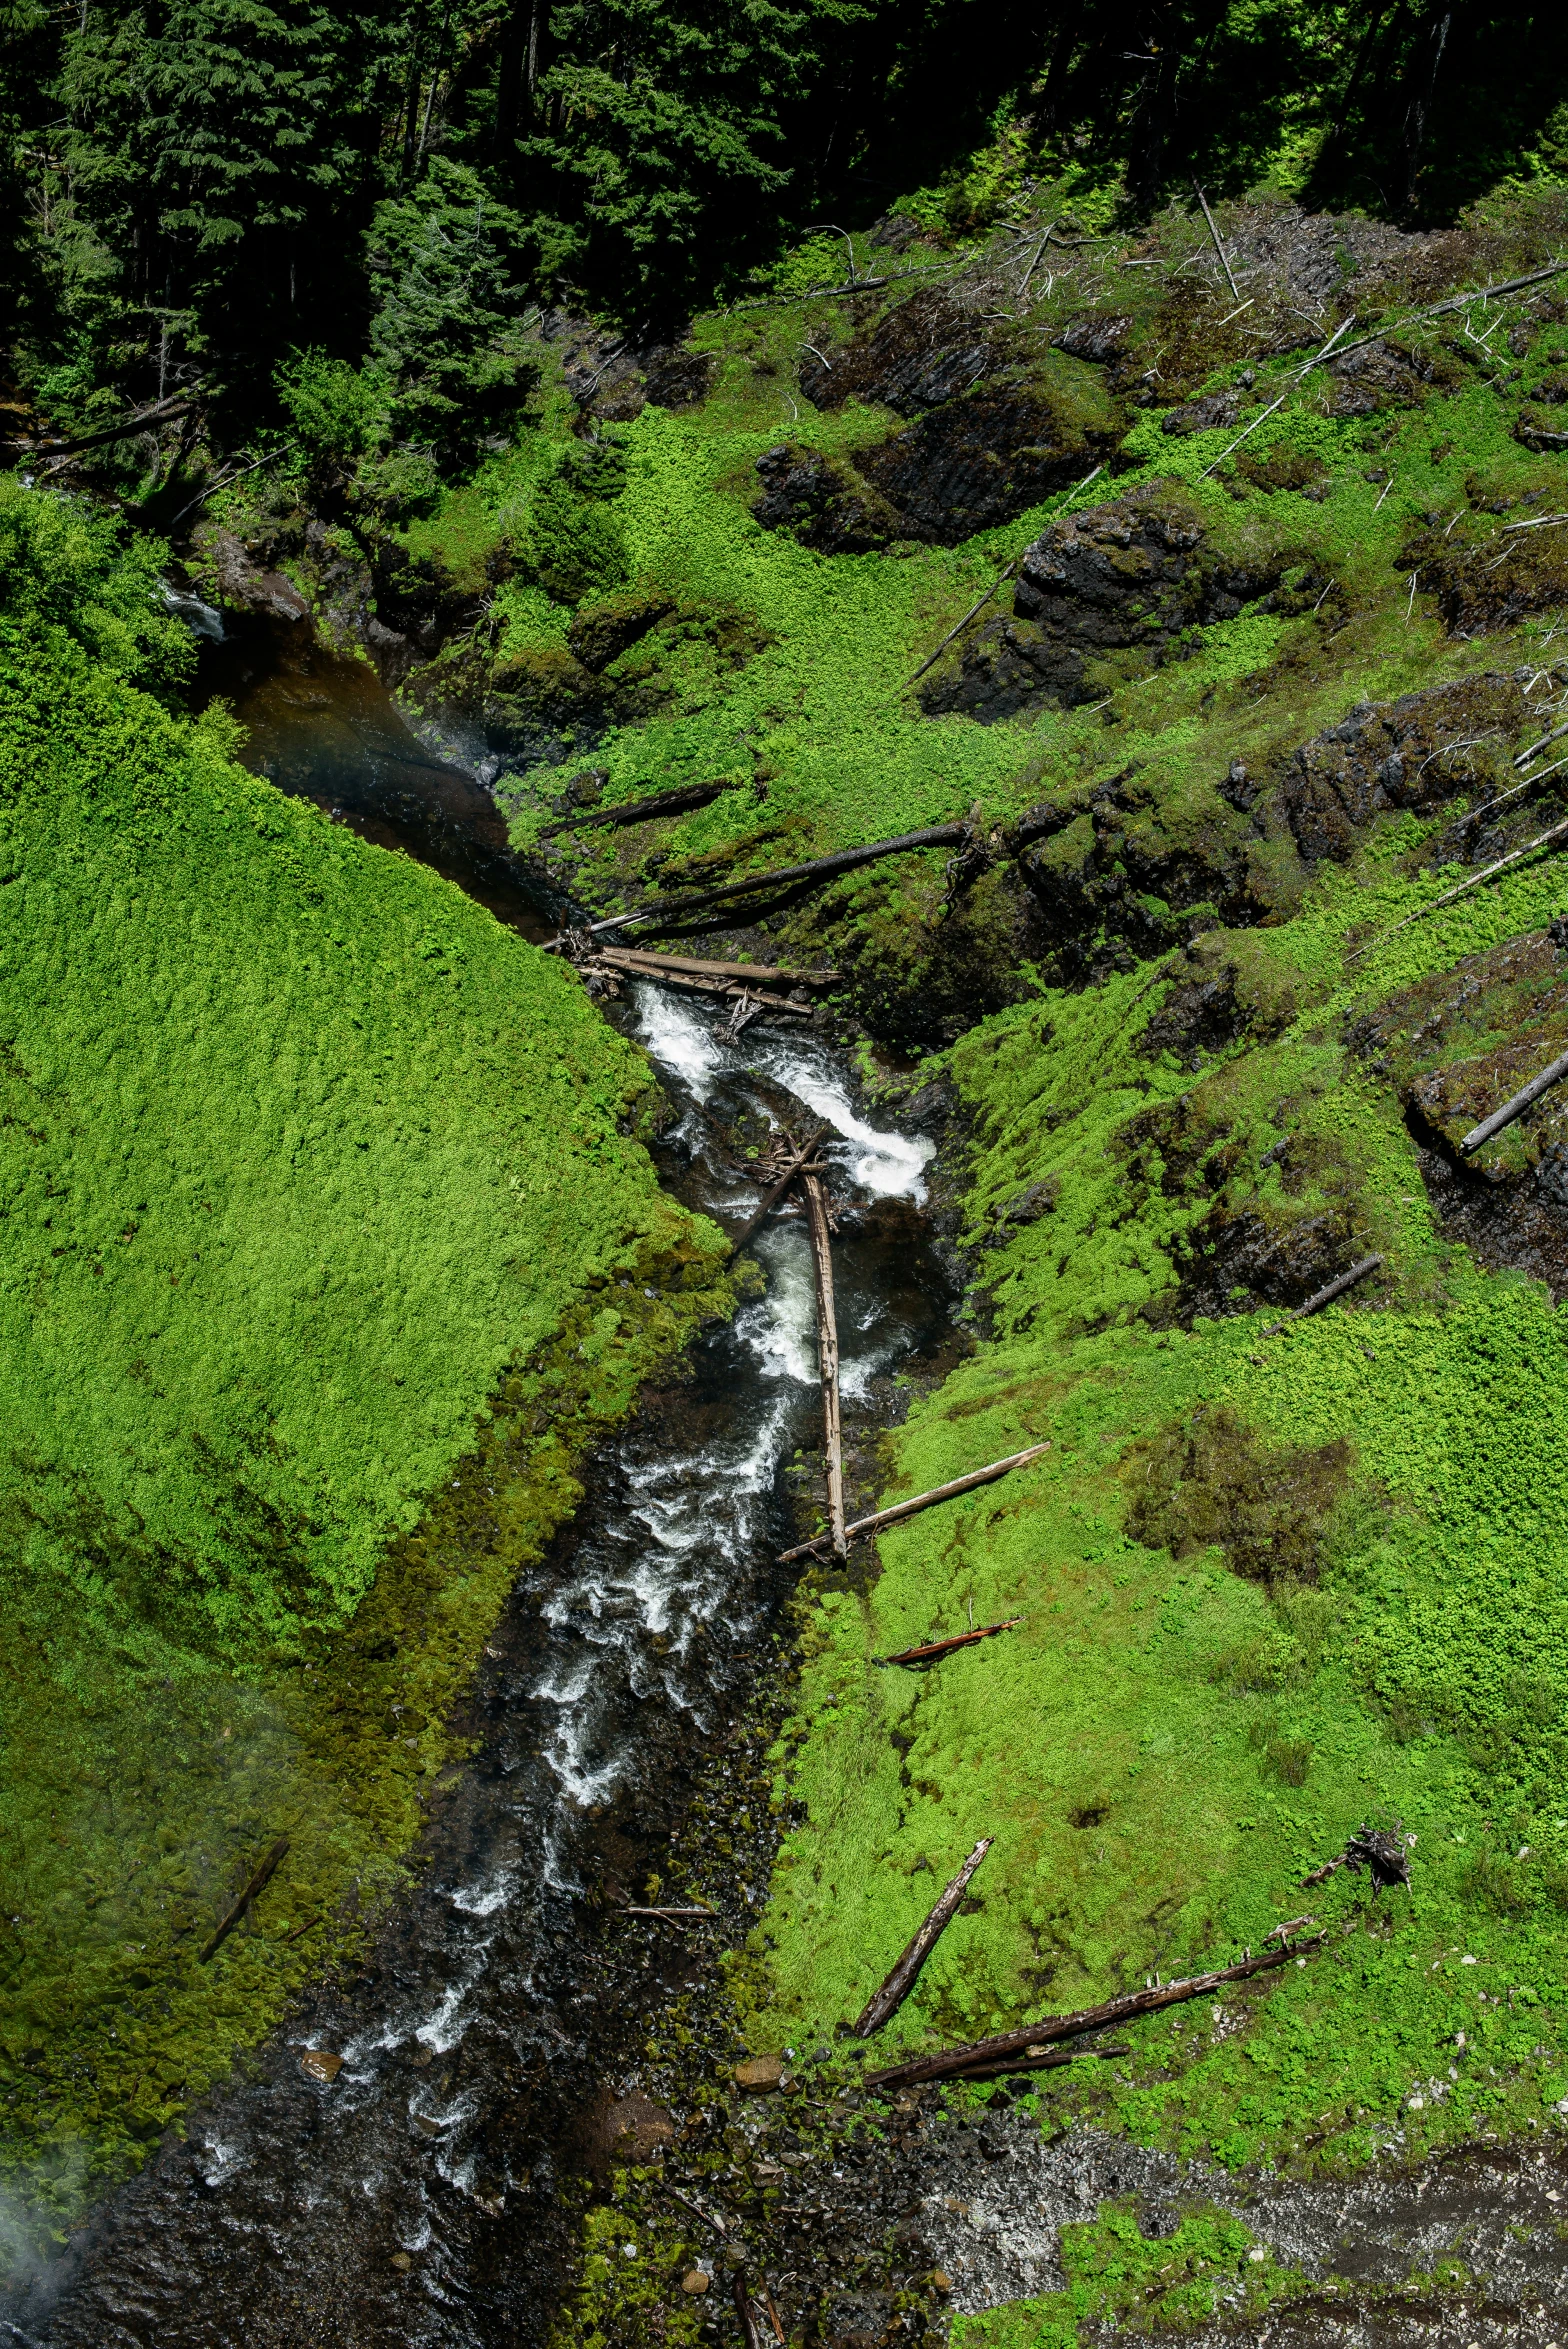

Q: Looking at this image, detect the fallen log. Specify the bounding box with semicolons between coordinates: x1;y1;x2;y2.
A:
861;1932;1324;2091
803;1170;847;1558
198;1836;289;1964
728;1124;828;1258
877;1617;1021;1667
547;822;969;948
540;781;736;838
1259;1254;1382;1338
590;958;812;1016
778;1441;1050;1565
1460;1042;1568;1154
854;1836;993;2036
601;947;839;986
940;2041;1130;2084
1349;811;1568;961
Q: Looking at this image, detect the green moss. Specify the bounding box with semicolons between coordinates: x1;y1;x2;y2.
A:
0;494;734;2245
953;2204;1303;2344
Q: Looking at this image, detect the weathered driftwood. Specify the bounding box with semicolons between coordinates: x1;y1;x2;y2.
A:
728;1125;828;1258
1302;1823;1412;1894
199;1836;289;1963
1351;812;1568;961
1460;1042;1568;1154
1192;181;1240;300
601;947;839;986
540;782;736;838
1514;718;1568;770
560;822;969;946
803;1170;847;1558
778;1441;1051;1565
861;1933;1324;2092
1259;1254;1382;1339
854;1836;993;2036
878;1617;1021;1668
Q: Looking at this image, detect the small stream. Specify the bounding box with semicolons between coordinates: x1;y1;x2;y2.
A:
11;614;1568;2346
3;622;957;2346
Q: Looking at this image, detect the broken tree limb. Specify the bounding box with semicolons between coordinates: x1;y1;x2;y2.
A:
658;2182;729;2236
854;1836;994;2035
539;781;737;838
1258;1254;1383;1339
904;467;1104;693
1302;1823;1412;1894
546;823;969;949
861;1933;1325;2092
1350;812;1568;961
198;1836;289;1963
728;1123;829;1258
600;948;839;986
732;2271;764;2349
803;1170;846;1558
1459;1042;1568;1154
777;1441;1051;1565
877;1617;1021;1668
615;1905;717;1921
907;562;1020;687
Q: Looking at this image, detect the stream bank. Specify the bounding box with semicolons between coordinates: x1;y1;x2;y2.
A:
0;626;964;2347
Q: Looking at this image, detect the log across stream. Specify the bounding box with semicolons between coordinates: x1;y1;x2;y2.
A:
5;639;958;2348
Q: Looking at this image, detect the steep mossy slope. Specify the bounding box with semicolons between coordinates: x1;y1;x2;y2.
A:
387;185;1568;2342
0;483;732;2249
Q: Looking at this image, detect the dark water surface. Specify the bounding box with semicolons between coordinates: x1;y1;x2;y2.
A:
192;611;561;944
1;632;955;2347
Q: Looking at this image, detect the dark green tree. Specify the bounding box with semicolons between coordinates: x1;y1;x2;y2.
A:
56;0;403;394
366;154;542;456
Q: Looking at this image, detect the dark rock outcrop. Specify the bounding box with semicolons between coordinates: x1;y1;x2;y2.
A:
751;444;901;553
922;494;1274;719
801;288;996;416
1273;673;1532;863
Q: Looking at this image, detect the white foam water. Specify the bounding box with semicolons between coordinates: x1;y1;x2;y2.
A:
522;985;932;1827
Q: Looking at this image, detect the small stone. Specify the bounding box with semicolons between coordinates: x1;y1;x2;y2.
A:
734;2054;785;2093
930;2269;953;2294
390;2252;412;2271
682;2269;711;2296
300;2048;342;2084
